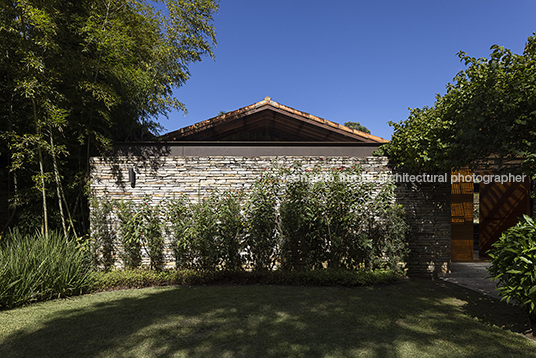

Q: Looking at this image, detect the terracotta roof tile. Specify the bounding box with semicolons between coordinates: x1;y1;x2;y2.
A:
163;97;388;143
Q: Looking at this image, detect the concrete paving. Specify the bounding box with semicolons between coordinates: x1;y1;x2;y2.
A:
439;261;501;300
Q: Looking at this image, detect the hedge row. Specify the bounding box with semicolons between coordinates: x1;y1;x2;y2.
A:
92;268;402;292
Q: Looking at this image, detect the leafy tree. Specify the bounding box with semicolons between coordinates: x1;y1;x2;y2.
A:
380;34;536;177
344;121;371;134
0;0;218;235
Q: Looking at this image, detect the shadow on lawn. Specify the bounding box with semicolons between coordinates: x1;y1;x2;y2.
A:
0;279;534;358
436;279;532;337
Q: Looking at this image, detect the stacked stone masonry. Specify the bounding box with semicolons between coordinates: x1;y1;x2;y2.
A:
90;155;451;277
90;156;392;201
394;181;451;277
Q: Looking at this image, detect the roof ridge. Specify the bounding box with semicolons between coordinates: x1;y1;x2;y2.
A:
163;97;388;143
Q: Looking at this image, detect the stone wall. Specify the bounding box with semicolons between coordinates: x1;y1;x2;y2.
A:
395;181;451;278
90;155;452;276
90;155;391;202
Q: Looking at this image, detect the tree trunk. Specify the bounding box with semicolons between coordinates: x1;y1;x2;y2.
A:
49;129;68;240
33;99;48;237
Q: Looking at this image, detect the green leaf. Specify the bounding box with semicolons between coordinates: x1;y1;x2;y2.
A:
518;256;533;265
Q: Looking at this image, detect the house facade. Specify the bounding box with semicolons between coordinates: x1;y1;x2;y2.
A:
92;97;530;277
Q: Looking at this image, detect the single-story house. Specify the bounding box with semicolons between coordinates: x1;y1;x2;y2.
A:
90;97;533;277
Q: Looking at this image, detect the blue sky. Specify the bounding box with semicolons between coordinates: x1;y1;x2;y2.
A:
158;0;536;140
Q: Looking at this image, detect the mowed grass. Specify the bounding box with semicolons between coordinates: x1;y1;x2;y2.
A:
0;279;535;358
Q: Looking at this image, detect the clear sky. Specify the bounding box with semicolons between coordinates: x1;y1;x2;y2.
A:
158;0;536;140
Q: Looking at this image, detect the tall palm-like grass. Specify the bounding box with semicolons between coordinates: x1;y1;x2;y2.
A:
0;230;94;309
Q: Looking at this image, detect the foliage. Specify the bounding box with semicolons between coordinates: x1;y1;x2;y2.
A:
115;197;167;271
245;170;281;270
91;268;401;292
0;230;94;309
93;162;409;274
365;203;410;272
277;163;409;272
0;0;219;235
377;106;450;174
187;196;221;270
279;174;323;271
165;194;192;270
216;190;246;270
488;215;536;329
380;34;536;177
320;167;373;269
89;197;115;270
138;197;165;271
117;200;142;269
344;121;371;134
167;190;246;271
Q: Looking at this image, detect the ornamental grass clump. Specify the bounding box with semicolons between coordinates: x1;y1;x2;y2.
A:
0;230;94;310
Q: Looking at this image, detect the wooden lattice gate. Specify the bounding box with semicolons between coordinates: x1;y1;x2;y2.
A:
451;169;531;261
478;173;530;259
451;169;474;261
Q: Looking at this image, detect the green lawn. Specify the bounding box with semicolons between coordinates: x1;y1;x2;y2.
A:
0;279;534;358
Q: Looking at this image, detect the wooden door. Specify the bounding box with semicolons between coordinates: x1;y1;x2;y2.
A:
479;173;530;258
451;169;474;261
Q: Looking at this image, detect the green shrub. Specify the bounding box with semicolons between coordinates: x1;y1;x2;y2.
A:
138;197;165;271
360;181;410;273
189;196;221;270
0;230;94;309
245;171;281;270
91;268;401;292
89;197;115;270
320;167;371;269
117;200;142;269
216;190;246;270
367;203;410;272
91;161;410;274
116;197;167;271
488;214;536;329
170;191;247;271
166;195;192;270
278;163;409;272
279;177;322;270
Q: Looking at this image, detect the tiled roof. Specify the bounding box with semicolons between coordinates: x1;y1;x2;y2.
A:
163;97;388;143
